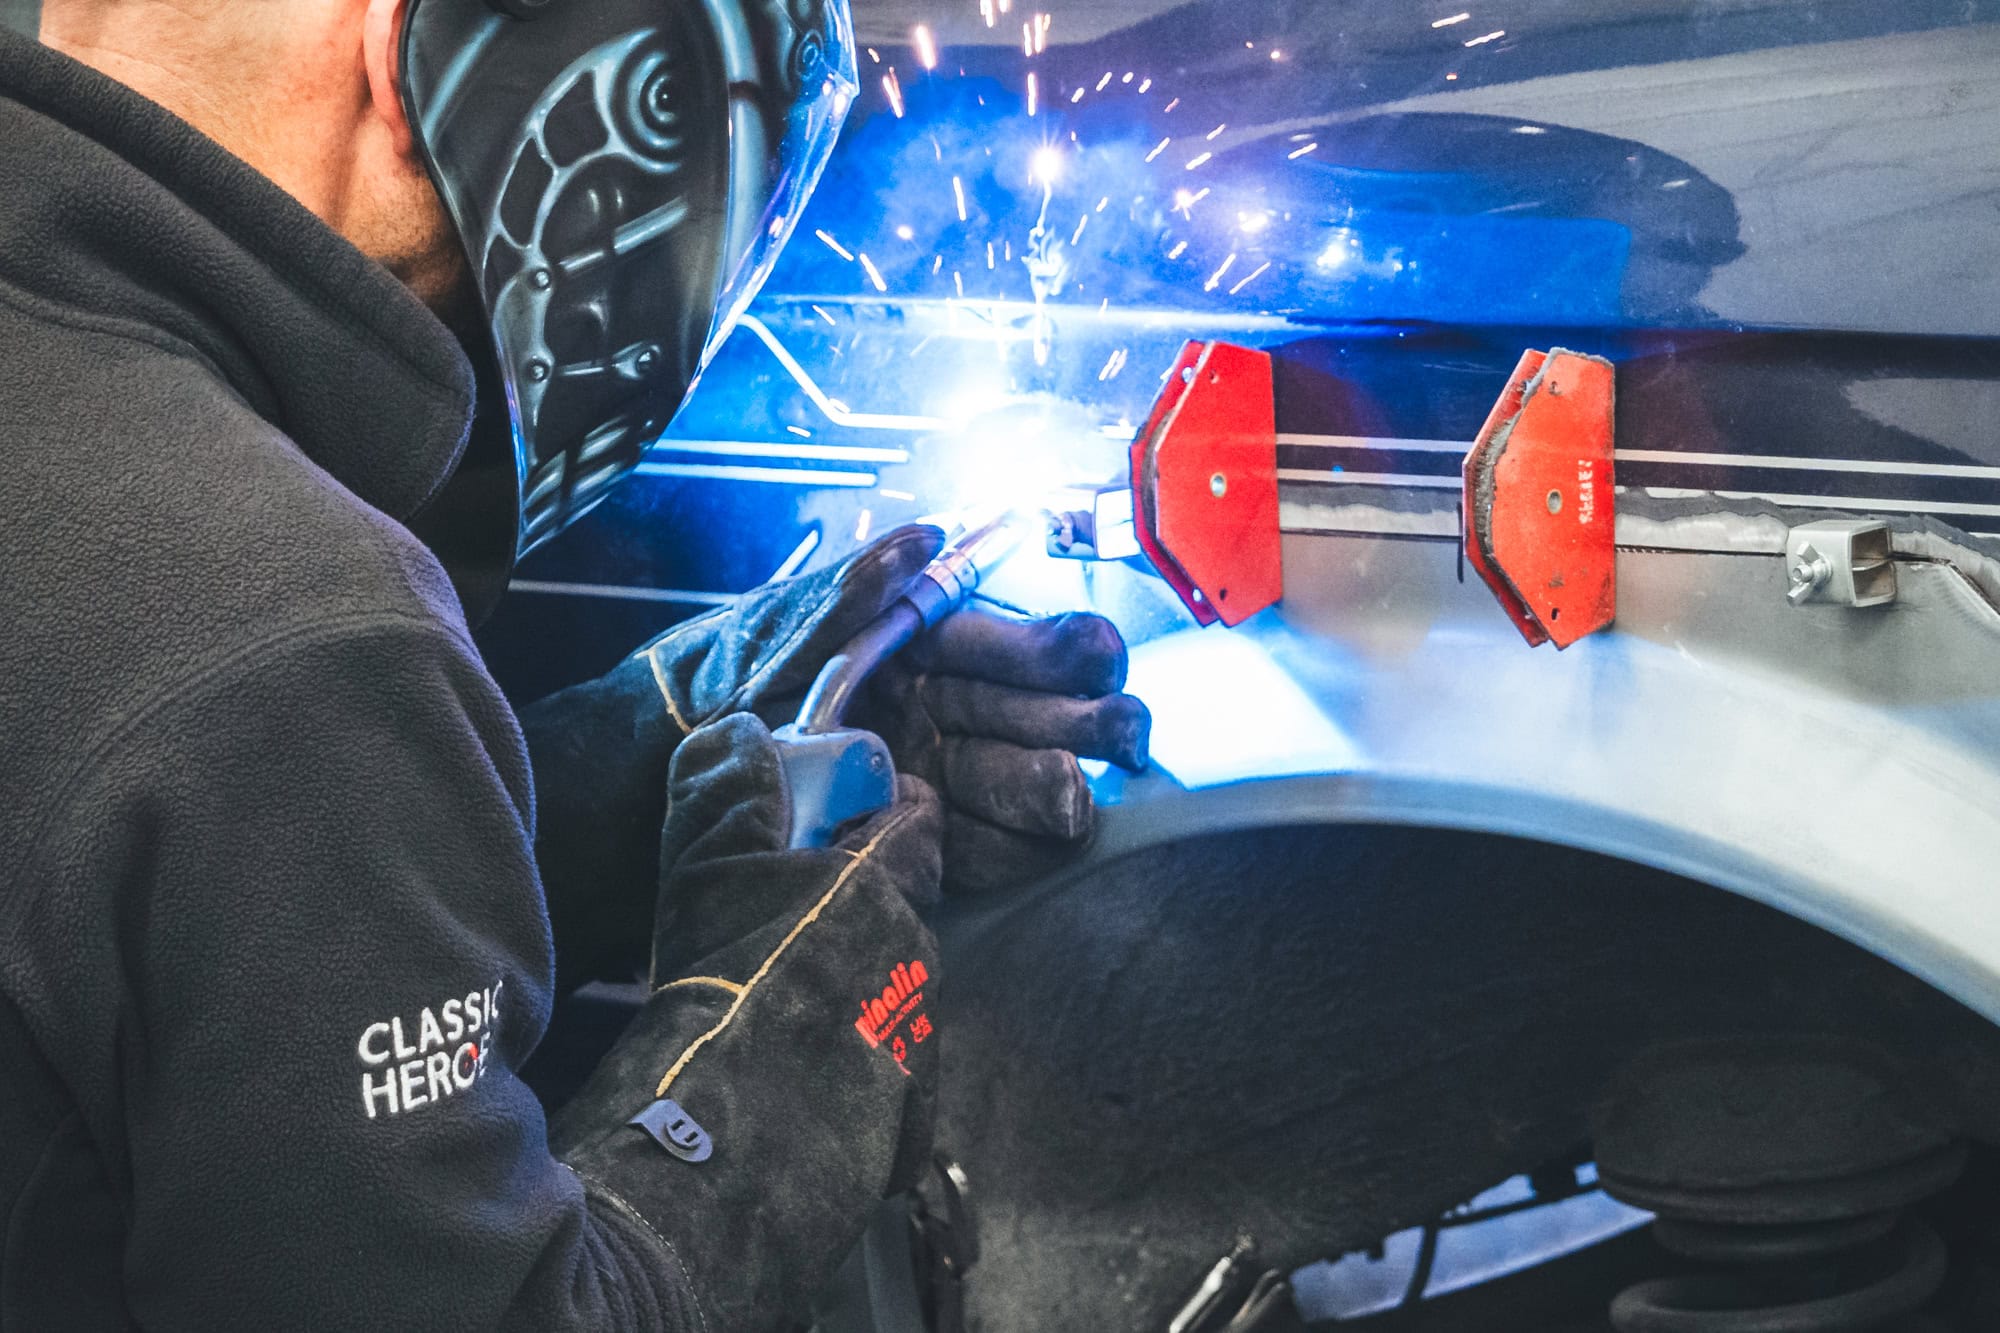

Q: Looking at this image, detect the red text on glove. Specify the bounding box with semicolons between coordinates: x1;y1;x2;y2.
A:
855;959;929;1054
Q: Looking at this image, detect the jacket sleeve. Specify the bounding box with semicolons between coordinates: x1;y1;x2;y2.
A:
17;611;701;1331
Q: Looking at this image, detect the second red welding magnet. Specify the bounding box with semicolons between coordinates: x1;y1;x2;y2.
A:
1462;348;1617;649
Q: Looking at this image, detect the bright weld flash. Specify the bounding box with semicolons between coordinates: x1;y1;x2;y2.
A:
1031;146;1064;186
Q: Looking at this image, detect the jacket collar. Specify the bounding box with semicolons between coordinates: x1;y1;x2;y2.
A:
0;27;477;525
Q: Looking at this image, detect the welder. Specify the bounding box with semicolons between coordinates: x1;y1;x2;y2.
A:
0;0;1148;1327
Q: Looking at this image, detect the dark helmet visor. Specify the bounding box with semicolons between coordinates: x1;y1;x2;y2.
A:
403;0;857;552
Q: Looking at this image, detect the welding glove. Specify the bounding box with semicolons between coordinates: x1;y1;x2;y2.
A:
524;523;1151;985
854;607;1151;893
551;712;944;1331
521;525;947;989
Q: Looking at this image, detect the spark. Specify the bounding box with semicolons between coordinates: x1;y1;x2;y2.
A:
952;176;968;220
815;229;854;261
1662;178;1690;190
1206;123;1227;141
1096;71;1113;91
866;46;880;62
1164;97;1180;113
855;510;874;542
1071;87;1085;103
1026;71;1038;116
1228;261;1270;295
772;529;821;579
882;68;904;118
811;304;836;325
1445;71;1459;80
1096;196;1110;212
1167;240;1188;258
1123;72;1134;83
1288;141;1319;159
1071;214;1089;245
998;0;1011;11
1098;348;1129;381
1022;22;1034;56
858;253;887;292
1432;12;1470;26
1138;78;1152;92
932;255;944;273
882;489;917;502
979;0;994;28
1464;29;1504;45
1512;125;1546;135
1145;137;1171;162
787;425;813;438
895;224;915;240
1186;151;1213;170
986;242;996;270
1204;253;1237;291
953;271;964;297
914;24;938;69
1237;209;1269;233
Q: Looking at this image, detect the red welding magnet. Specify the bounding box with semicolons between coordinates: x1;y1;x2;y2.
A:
1130;341;1283;628
1462;349;1616;649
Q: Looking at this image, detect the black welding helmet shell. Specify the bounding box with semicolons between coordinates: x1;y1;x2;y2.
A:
402;0;857;553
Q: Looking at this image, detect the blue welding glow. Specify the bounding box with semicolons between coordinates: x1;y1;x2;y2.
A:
1125;631;1363;790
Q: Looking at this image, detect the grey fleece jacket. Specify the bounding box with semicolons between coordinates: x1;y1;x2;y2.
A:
0;27;696;1330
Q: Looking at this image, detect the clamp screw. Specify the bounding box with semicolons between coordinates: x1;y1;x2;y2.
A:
1787;544;1832;606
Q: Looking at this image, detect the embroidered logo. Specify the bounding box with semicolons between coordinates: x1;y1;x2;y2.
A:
854;960;933;1071
355;980;503;1120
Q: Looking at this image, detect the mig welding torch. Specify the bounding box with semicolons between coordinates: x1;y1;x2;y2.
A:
773;513;1025;848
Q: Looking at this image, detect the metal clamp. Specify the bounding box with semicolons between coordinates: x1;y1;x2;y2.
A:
1784;520;1896;608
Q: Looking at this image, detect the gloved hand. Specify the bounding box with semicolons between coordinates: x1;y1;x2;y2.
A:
522;525;948;989
551;713;944;1331
523;523;1150;985
855;606;1150;893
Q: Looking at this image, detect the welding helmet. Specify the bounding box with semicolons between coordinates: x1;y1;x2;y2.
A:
401;0;858;553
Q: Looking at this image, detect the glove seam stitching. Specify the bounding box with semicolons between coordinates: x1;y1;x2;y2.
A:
651;808;914;1098
569;1165;711;1333
644;645;696;737
659;975;745;997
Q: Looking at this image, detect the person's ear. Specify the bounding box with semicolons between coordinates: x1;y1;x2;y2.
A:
362;0;416;159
